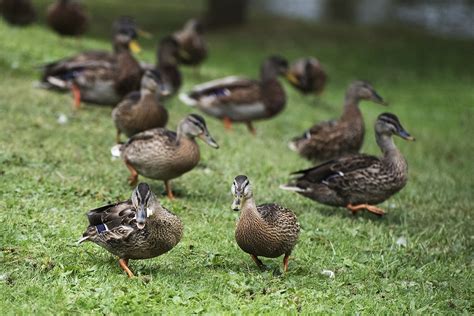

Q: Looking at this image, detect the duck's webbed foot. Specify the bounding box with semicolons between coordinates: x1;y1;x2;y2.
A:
250;254;267;271
118;258;134;278
347;203;385;216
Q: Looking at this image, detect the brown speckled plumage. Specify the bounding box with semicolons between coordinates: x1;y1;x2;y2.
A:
112;70;168;141
289;81;387;161
180;56;288;133
47;0;89;37
232;176;299;271
121;114;218;198
173;18;207;66
282;113;414;215
79;183;183;277
287;57;327;95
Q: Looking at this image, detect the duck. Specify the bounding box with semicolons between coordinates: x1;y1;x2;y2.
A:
78;183;183;278
232;175;300;272
112;70;170;144
172;18;207;69
0;0;36;26
120;114;219;199
288;81;387;161
39;16;143;108
286;57;327;95
179;56;292;134
154;36;182;97
47;0;89;37
281;113;415;216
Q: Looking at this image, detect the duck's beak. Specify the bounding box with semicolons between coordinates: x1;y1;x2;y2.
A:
135;205;146;229
137;28;153;39
129;40;142;54
371;90;388;105
231;196;242;211
397;128;415;141
286;72;299;85
199;133;219;149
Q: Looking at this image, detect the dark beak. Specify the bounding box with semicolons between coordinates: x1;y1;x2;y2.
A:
397;128;415;141
199;133;219;149
136;204;146;229
371;90;388;106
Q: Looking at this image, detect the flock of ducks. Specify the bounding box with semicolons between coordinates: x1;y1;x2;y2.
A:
2;1;415;277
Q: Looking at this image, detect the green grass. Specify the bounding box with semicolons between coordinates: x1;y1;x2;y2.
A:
1;1;473;314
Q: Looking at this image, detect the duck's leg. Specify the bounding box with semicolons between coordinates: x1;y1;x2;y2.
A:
118;258;134;278
71;83;81;110
125;160;138;186
115;129;122;144
245;122;256;135
283;254;290;272
223;117;232;130
165;180;175;200
347;203;385;216
250;254;266;270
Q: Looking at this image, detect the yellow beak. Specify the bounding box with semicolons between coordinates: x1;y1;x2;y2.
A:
129;40;142;54
286;72;299;85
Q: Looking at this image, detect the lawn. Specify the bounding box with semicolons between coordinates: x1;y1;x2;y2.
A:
0;1;473;314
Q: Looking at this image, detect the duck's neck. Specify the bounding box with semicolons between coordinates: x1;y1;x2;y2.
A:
140;89;156;102
341;94;362;121
376;133;406;167
260;64;280;83
240;197;260;221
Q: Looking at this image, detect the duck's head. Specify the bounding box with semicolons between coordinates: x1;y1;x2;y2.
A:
231;175;253;211
112;16;141;53
158;36;180;65
347;81;387;105
141;70;171;97
375;113;415;141
261;55;290;79
131;183;158;230
178;114;219;148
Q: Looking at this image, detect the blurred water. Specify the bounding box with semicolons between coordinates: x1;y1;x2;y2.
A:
254;0;474;39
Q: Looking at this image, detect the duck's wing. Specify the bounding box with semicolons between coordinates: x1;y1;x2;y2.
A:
292;154;380;186
256;203;300;234
180;76;260;106
79;200;137;243
290;119;345;150
124;128;177;148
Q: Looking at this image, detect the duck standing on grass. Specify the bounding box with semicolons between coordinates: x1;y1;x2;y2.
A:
39;17;143;108
180;56;294;135
289;81;387;161
112;70;170;144
232;175;300;272
281;113;415;216
120;114;219;199
78;183;183;278
47;0;89;38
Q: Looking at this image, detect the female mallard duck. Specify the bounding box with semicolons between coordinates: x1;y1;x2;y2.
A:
78;183;183;278
47;0;89;37
172;18;207;68
179;56;292;134
289;81;387;161
120;114;219;199
0;0;36;26
281;113;415;216
232;175;300;272
112;70;170;143
39;17;142;108
286;57;327;95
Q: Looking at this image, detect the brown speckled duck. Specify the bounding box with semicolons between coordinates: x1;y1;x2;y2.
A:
179;56;291;134
173;18;207;68
0;0;36;26
281;113;415;216
47;0;89;37
232;175;300;272
289;81;387;161
120;114;219;199
112;70;170;143
78;183;183;278
286;57;327;95
39;17;142;108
